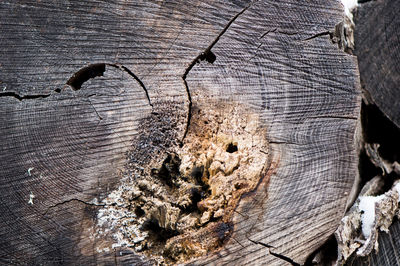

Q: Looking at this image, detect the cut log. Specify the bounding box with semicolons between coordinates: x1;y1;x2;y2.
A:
343;1;400;265
0;1;360;265
354;0;400;128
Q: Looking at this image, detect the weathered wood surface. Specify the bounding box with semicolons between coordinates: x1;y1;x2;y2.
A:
354;0;400;128
348;1;400;265
0;1;360;265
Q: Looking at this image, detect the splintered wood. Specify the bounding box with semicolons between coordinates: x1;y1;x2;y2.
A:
96;102;269;264
335;177;400;263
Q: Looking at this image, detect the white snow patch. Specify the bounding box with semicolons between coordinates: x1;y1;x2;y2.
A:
27;167;34;176
28;192;35;205
358;195;385;238
341;0;358;19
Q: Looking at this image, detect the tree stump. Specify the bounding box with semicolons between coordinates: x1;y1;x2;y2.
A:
0;1;360;265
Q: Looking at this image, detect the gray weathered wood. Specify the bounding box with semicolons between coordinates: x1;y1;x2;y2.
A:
345;1;400;265
354;0;400;128
0;0;360;265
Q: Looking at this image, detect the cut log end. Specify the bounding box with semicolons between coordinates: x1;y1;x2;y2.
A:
0;0;362;264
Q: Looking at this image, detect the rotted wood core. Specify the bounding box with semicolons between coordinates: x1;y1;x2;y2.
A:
96;101;269;264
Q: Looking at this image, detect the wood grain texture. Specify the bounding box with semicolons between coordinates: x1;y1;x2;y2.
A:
0;65;153;264
0;0;360;265
187;1;360;265
354;0;400;128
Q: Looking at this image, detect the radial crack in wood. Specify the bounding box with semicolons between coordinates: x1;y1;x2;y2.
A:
181;1;253;141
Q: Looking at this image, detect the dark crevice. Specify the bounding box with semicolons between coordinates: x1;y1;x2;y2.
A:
66;63;106;90
42;198;105;216
185;187;203;213
380;172;398;192
108;64;153;107
260;28;301;40
248;239;275;248
215;222;234;245
181;1;254;142
361;101;400;162
0;91;51;101
304;235;338;265
152;153;182;187
143;219;179;243
358;147;380;188
260;28;277;39
199;50;217;64
180;78;192;143
134;206;145;217
356;99;400;191
269;251;301;266
303;31;331;41
226;143;238;153
249;240;300;266
150;153;210;214
190;165;210;197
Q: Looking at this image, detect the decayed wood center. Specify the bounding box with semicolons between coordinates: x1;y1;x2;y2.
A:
97;101;269;264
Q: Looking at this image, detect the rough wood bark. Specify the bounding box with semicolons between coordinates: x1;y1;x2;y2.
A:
348;219;400;266
0;1;360;265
